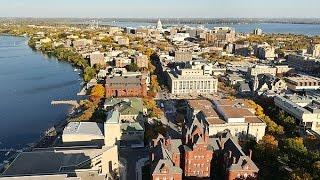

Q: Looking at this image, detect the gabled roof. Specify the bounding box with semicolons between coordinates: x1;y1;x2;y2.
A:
151;159;182;175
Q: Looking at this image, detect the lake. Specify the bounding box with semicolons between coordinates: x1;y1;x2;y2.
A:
0;35;82;150
102;22;320;36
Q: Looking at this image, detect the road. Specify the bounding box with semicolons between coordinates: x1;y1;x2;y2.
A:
119;147;149;180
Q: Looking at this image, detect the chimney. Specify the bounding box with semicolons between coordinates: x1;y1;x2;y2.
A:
151;153;155;161
233;157;236;164
249;149;253;159
228;151;232;158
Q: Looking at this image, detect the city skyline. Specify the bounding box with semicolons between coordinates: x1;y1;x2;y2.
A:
1;0;320;18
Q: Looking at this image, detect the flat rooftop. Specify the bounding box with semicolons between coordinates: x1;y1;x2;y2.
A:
188;98;264;124
63;122;104;137
2;147;108;176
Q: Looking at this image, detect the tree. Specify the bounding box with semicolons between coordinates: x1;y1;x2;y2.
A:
289;169;312;180
90;84;105;99
79;108;94;121
260;115;284;135
256;135;279;161
150;75;160;95
257;135;279;152
126;63;139;72
84;67;96;82
143;98;163;118
144;48;154;58
282;137;307;154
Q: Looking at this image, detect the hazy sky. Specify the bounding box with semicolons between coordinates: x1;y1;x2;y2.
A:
0;0;320;18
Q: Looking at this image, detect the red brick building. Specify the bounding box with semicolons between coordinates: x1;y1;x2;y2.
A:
150;115;259;180
150;135;183;180
183;118;214;179
220;138;259;180
105;75;147;98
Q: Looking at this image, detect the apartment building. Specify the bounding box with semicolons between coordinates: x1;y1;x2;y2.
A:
114;57;132;68
254;43;276;60
203;27;236;47
73;39;93;49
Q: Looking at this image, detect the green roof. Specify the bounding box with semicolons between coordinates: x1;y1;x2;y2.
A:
121;122;144;132
105;98;144;116
105;110;120;124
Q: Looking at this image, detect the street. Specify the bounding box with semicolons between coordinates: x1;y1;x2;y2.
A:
119;147;149;180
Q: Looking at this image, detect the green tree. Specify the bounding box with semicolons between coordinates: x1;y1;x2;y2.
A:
83;67;96;82
282;137;307;154
289;169;312;180
126;63;139;72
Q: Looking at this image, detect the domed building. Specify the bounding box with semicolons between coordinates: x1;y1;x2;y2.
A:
156;19;163;30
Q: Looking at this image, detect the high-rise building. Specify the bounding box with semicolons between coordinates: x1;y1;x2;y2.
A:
253;28;263;35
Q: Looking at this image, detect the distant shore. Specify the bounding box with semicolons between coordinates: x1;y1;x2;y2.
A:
2;17;320;25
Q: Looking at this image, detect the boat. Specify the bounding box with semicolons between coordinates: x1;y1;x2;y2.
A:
5;151;10;156
74;68;79;72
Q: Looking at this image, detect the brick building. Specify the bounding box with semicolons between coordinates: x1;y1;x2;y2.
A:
105;75;147;97
150;115;259;180
151;136;183;180
182;118;214;179
221;138;259;180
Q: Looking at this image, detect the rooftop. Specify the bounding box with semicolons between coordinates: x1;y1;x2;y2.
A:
63;122;104;137
121;122;144;132
105;97;144;116
2;147;109;176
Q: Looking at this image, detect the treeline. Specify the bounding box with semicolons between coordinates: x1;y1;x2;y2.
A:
244;98;320;180
28;37;97;82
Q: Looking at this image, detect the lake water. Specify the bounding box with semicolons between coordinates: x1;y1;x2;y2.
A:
0;35;82;150
102;22;320;36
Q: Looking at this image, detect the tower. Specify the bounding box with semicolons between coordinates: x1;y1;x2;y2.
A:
104;110;121;147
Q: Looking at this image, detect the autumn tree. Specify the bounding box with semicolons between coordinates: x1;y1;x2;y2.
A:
281;137;307;155
143;98;163;118
150;75;160;96
289;169;312;180
90;84;105;99
255;135;279;162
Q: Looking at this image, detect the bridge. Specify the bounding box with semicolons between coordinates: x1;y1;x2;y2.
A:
51;100;80;108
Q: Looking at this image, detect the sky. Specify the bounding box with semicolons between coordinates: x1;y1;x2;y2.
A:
0;0;320;18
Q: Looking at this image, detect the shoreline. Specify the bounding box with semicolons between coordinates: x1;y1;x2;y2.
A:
0;35;85;164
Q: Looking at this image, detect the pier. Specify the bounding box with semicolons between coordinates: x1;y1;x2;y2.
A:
0;149;17;152
51;100;80;108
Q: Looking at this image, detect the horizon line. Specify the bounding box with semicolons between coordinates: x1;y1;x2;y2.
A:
1;16;320;19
